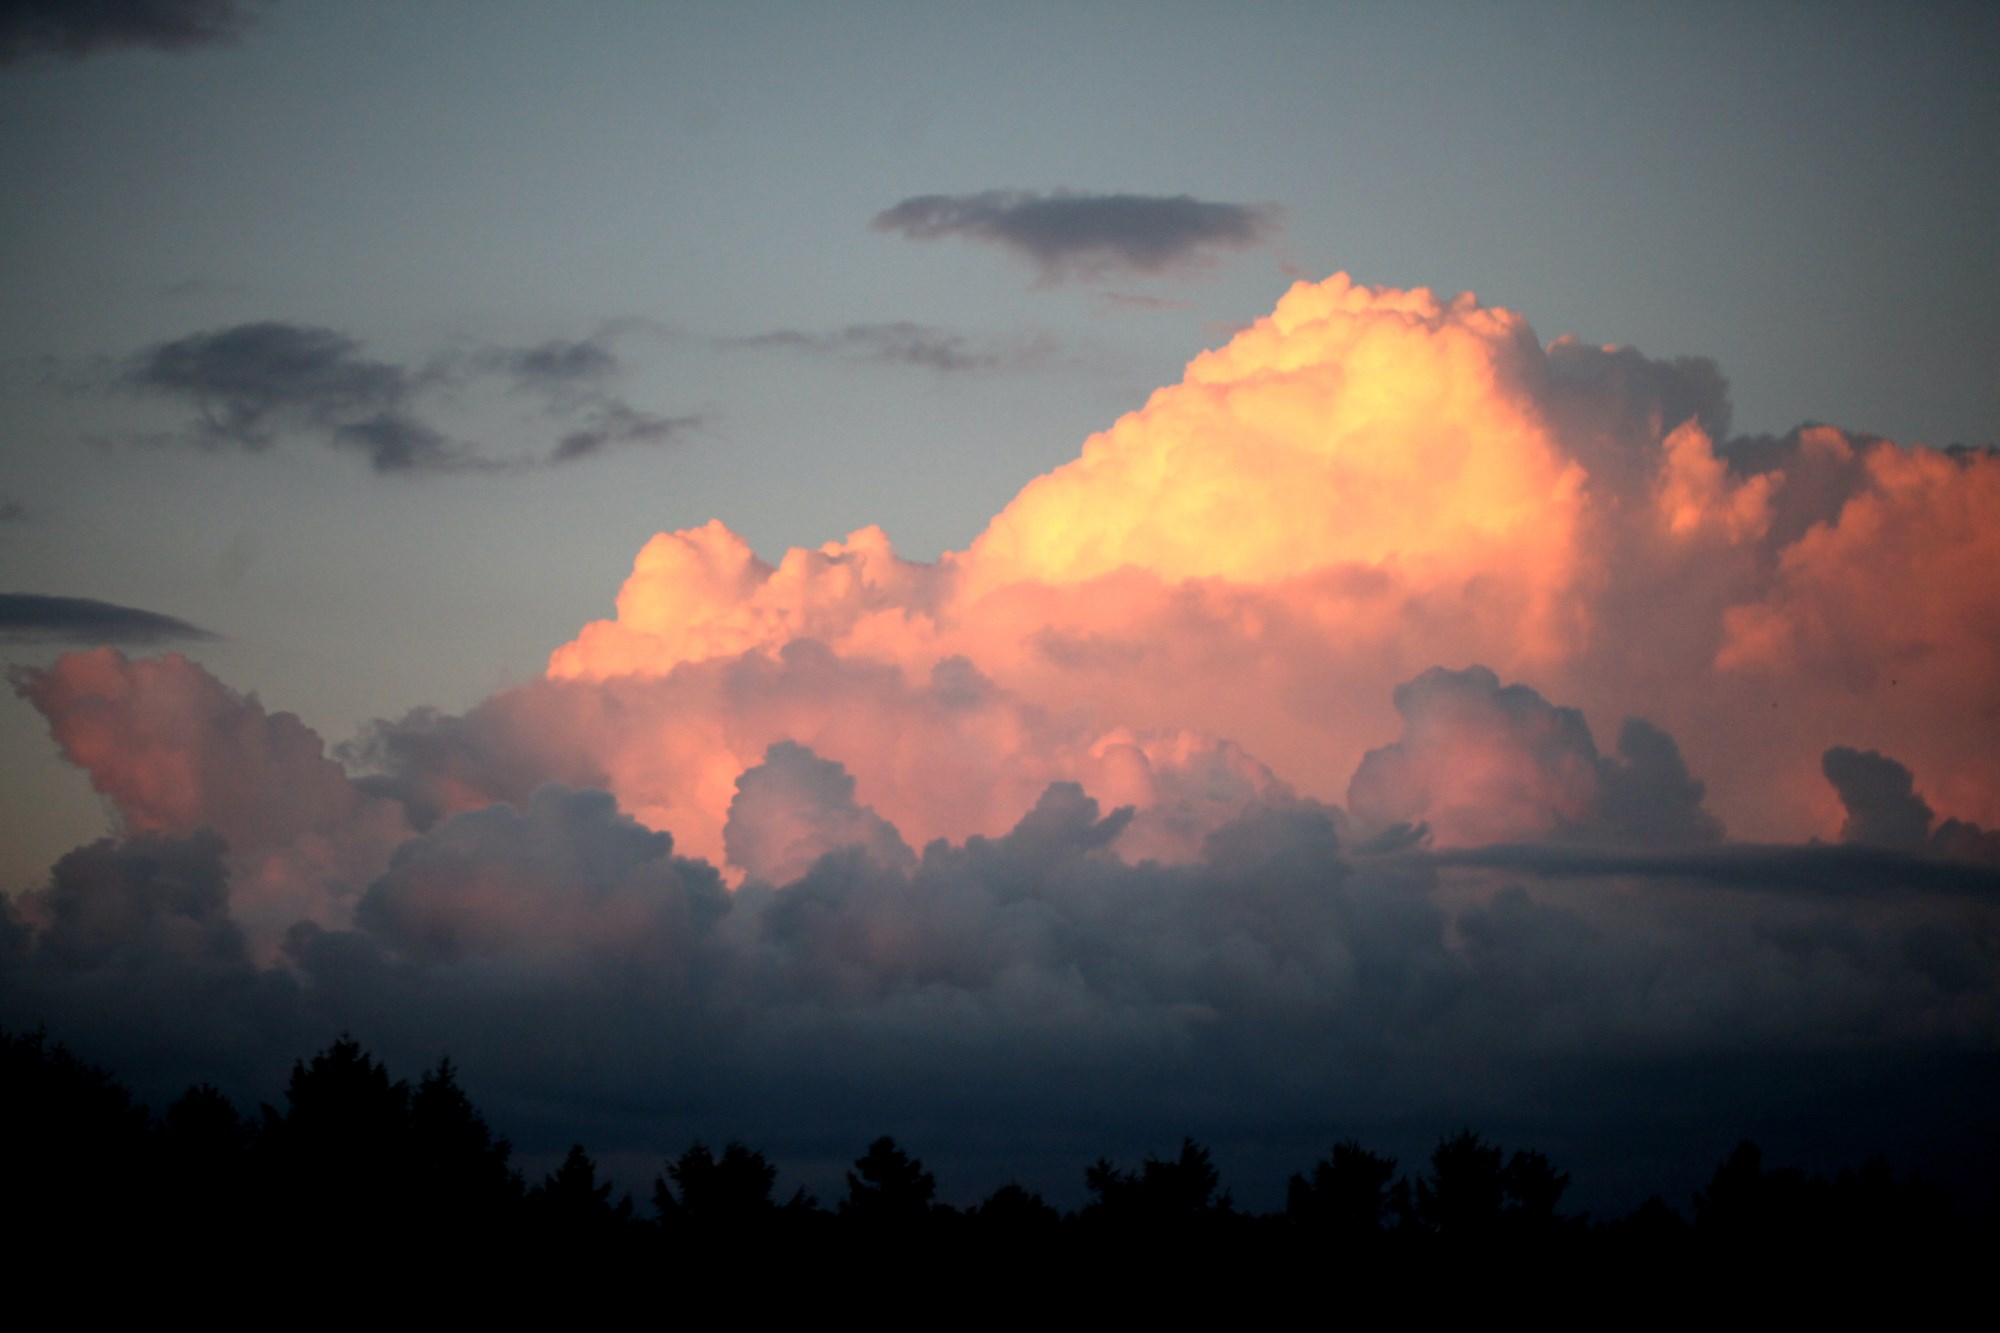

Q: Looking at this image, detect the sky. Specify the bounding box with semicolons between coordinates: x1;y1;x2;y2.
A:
2;1;1998;1213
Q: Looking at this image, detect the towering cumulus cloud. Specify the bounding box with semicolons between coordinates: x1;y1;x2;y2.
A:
9;274;1999;1204
541;274;1998;855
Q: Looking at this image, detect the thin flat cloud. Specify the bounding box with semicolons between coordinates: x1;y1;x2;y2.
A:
121;321;687;473
734;322;1049;373
873;189;1280;282
0;0;259;67
0;592;215;644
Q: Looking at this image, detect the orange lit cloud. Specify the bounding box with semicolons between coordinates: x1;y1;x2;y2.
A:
18;274;2000;933
15;649;410;948
544;274;2000;859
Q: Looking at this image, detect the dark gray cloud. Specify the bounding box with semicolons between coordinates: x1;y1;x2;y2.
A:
1823;746;1934;850
734;322;1049;374
10;651;1998;1213
872;190;1281;282
483;336;620;394
0;498;26;522
121;321;688;473
123;321;455;470
0;0;257;67
1427;840;2000;900
7;749;1998;1212
551;404;698;464
0;592;214;644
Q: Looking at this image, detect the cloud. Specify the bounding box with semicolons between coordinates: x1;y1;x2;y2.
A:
551;404;698;464
724;741;914;886
0;499;28;522
1823;746;1934;850
120;321;691;473
6;761;1996;1209
11;271;2000;1208
123;322;459;472
548;274;2000;854
733;322;1049;374
0;593;215;645
483;337;621;396
872;190;1280;282
1346;665;1723;849
0;0;256;67
13;649;410;944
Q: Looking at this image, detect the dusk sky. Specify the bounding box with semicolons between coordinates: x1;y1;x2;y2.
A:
3;2;1997;1211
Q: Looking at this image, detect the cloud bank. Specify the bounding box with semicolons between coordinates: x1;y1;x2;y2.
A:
873;190;1280;282
10;273;1999;1205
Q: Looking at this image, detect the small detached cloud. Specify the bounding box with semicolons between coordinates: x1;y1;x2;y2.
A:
872;190;1281;283
733;322;1051;374
120;321;690;474
122;321;454;470
0;0;259;68
0;593;215;645
0;499;27;523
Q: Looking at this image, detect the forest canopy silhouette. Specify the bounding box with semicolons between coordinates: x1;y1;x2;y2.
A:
5;1024;1986;1280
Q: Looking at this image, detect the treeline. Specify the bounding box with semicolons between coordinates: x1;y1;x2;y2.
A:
5;1026;1988;1274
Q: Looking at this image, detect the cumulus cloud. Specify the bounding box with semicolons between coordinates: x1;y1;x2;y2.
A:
14;649;410;946
0;0;257;67
873;190;1280;282
10;271;2000;1206
0;593;214;645
1346;665;1722;849
546;274;2000;851
120;321;689;473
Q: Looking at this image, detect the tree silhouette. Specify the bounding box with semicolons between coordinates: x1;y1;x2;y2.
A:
155;1083;254;1233
409;1057;521;1226
1502;1148;1571;1230
1085;1139;1230;1231
2;1027;149;1238
529;1144;635;1236
842;1136;936;1227
1416;1129;1506;1237
259;1034;413;1237
973;1182;1062;1234
656;1140;782;1231
1287;1139;1399;1238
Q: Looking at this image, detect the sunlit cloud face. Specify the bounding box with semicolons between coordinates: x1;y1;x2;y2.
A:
545;274;2000;855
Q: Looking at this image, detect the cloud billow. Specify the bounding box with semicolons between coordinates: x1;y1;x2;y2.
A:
873;190;1280;282
0;0;257;67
